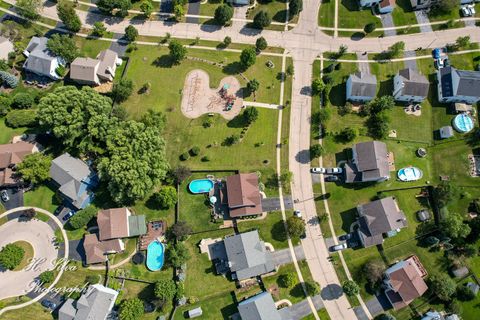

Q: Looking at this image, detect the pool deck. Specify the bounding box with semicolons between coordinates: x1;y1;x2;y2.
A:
139;220;166;251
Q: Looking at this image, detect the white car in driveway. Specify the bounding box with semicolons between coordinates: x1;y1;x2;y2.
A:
331;243;347;252
311;167;326;174
294;210;302;218
461;6;472;16
326;167;343;174
468;4;476;15
1;190;9;202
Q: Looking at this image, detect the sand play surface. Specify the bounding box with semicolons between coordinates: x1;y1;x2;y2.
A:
181;69;243;120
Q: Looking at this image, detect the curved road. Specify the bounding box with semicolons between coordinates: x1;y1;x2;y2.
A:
0;207;69;316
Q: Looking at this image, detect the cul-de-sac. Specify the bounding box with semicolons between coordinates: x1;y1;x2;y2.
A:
0;0;479;319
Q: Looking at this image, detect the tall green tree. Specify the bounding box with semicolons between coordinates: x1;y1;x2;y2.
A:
92;22;107;37
247;79;260;94
166;242;190;268
153;186;177;209
441;212;471;240
16;153;52;185
68;206;97;229
243;106;259;123
214;4;233;26
57;0;81;32
342;280;360;296
139;0;154;18
124;25;138;42
240;47;256;70
0;243;24;270
112;78;134;103
119;298;144;320
98;121;169;203
168;40;187;64
16;0;42;20
253;10;271;29
255;37;268;51
429;273;456;301
37;86;113;154
289;0;303;16
97;0;132;17
46;34;80;63
286;216;305;238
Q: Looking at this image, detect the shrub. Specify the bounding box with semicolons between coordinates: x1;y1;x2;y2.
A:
112;79;134;103
0;95;12;116
190;146;200;156
124;25;138;42
304;281;320;296
223;36;232;47
286;216;305;238
152;186;178;209
180;152;190;161
456;284;475;301
203;117;214;128
0;70;18;88
253;10;271;29
69;206;97;229
429;273;456;301
39;270;55;284
279;272;297;288
364;23;376;33
0;243;25;270
214;4;233;25
342;280;360;296
201;155;210;162
255;37;268;51
224;134;240;146
6;109;37;128
55;65;66;77
336;127;357;142
154;279;177;301
12;93;34;109
92;22;107;37
309;144;324;159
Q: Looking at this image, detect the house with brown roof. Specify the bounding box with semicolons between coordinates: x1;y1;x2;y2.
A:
0;141;39;186
69;49;121;86
83;233;124;265
97;208;147;241
226;173;263;218
356;197;407;247
377;0;396;13
384;255;428;310
345;141;390;184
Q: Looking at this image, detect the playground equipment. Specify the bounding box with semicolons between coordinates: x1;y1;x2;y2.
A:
219;83;236;111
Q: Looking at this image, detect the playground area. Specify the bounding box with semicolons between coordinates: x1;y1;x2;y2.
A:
181;69;243;120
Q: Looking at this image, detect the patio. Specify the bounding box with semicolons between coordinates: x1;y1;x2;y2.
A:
139;220;167;251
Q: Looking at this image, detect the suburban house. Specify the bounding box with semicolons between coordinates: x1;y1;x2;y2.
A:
345;141;390;183
58;284;118;320
356;196;407;247
83;233;124;265
50;153;98;210
0;141;39;186
0;36;14;60
437;66;480;104
384;255;428;310
237;292;291;320
23;37;63;80
217;230;275;281
97;208;147;241
409;0;438;10
225;173;263;218
393;68;430;103
70;49;120;85
346;72;377;103
377;0;396;14
227;0;250;5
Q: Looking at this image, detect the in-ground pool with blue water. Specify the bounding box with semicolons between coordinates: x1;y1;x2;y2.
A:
146;241;164;271
453;114;474;133
188;179;214;194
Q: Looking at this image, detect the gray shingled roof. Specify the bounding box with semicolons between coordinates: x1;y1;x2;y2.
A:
238;292;284;320
23;37;58;77
58;284;118;320
453;68;480;97
349;72;377;98
347;141;390;183
357;197;407;247
224;230;275;280
70;57;100;84
397;68;429;97
97;49;118;81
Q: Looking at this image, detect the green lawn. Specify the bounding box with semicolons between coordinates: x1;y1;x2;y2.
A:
318;0;335;28
237;211;289;249
338;0;381;29
247;0;288;23
173;290;237;320
199;0;222;17
263;262;307;304
0;119;27;144
75;37;112;59
428;7;461;22
23;185;59;213
391;0;417;27
12;240;34;271
0;301;53;320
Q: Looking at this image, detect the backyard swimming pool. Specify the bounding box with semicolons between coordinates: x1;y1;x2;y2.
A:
146;241;164;271
188;179;214;194
453;114;474;133
398;167;423;182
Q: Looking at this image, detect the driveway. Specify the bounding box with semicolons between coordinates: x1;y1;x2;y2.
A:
415;11;433;33
403;50;418;70
262;196;293;211
288;294;324;319
68;239;85;262
0;218;58;300
1;188;24;210
365;293;392;316
379;13;396;37
271;245;305;266
186;0;200;24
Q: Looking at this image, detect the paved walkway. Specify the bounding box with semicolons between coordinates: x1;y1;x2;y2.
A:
403;50;418;70
415;11;433;33
0;207;69;316
356;52;371;74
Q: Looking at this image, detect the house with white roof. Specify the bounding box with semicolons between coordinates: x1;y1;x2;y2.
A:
23;37;63;80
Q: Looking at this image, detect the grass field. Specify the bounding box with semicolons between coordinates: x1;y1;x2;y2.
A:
23;185;59;213
318;0;335;28
391;0;417;27
12;240;34;271
338;0;381;29
237;211;289;249
247;0;288;23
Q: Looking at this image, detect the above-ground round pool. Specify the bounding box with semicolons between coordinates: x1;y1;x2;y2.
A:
398;167;423;182
188;179;214;194
453;113;474;133
146;241;164;271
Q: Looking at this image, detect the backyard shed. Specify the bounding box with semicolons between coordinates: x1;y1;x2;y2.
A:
439;126;454;139
416;209;431;222
454;102;473;113
467;282;479;295
451;266;469;278
187;307;203;318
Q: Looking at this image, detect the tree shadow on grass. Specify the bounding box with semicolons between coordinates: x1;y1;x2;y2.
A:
138;283;155;301
329;82;347;107
341;0;361;11
351;32;366;41
152;55;174;68
227;114;248;128
290;283;305;298
271;220;288;243
223;62;243;75
273;10;287;23
378;78;393;97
